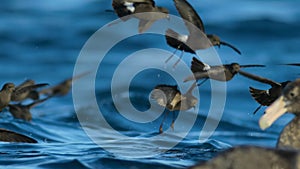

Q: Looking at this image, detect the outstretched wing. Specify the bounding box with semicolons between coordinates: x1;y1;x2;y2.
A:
13;83;48;96
249;87;276;106
151;85;179;107
173;0;205;33
238;70;281;87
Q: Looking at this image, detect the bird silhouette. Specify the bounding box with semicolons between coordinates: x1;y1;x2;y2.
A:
8;96;51;121
11;80;48;102
249;80;290;114
39;72;89;97
184;57;265;84
0;83;15;112
165;0;241;67
112;0;169;33
151;82;197;133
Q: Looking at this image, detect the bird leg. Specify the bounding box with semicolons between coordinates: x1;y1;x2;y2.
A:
171;112;175;131
165;49;178;64
159;111;169;134
172;50;184;68
197;78;208;86
252;105;262;115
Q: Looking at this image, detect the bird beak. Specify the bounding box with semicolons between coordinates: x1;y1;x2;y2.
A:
259;96;287;130
170;93;181;110
220;41;241;55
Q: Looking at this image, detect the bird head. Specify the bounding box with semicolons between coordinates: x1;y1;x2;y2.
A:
207;34;221;47
230;63;241;74
259;79;300;130
282;81;300;114
2;83;15;93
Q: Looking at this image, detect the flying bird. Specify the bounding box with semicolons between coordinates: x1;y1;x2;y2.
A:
8;96;51;121
184;57;265;84
112;0;169;33
39;72;90;97
11;80;48;102
249;80;290;114
151;82;197;133
165;0;241;67
0;83;15;112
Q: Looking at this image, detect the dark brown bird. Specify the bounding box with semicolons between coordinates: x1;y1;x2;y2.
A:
151;82;197;133
184;57;265;84
249;80;291;114
39;72;89;97
0;128;37;143
8;96;50;121
260;78;300;149
112;0;169;33
188;146;300;169
165;0;241;67
189;80;300;168
164;29;197;68
0;83;15;112
11;80;47;102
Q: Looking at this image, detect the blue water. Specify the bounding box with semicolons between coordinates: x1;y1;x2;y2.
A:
0;0;299;168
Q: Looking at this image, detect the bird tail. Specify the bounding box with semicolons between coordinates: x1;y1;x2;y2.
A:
165;28;182;47
112;1;131;19
191;57;206;73
165;28;180;39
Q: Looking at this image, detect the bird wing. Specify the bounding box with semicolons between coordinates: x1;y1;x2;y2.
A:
173;0;205;33
39;72;89;96
138;19;154;33
39;81;68;96
249;87;277;106
15;79;35;90
27;96;52;109
0;128;37;143
283;63;300;66
13;83;48;96
127;0;154;6
151;89;168;107
238;70;281;87
151;85;179;107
